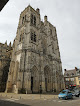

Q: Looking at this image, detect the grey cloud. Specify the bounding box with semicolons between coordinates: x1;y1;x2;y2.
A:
0;0;80;71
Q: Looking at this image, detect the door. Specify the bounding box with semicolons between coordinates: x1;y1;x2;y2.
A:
45;78;47;91
31;77;33;92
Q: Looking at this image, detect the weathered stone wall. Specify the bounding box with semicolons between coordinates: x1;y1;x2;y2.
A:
6;5;64;93
0;42;12;92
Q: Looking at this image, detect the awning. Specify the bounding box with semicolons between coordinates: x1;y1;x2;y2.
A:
73;84;76;86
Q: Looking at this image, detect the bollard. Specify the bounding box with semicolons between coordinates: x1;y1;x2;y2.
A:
20;96;21;99
54;96;55;99
44;96;46;100
11;96;12;98
32;96;34;100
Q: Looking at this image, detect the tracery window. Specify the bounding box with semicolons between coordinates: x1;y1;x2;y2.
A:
31;14;36;26
31;32;36;42
34;16;36;26
31;32;34;41
31;14;33;24
34;33;36;42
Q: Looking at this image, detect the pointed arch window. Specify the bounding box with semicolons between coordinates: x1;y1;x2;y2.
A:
34;16;36;26
31;14;36;26
31;32;36;42
22;17;24;24
31;14;33;24
34;33;36;42
25;15;26;21
31;32;34;41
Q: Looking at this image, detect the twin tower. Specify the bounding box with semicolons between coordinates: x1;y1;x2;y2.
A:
6;5;64;93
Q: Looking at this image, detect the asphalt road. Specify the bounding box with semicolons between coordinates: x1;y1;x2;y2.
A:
0;96;80;106
0;100;30;106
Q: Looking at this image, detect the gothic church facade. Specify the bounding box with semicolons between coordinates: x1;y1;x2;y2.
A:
6;5;64;93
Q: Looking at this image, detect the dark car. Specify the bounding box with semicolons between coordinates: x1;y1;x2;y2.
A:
72;88;79;97
69;88;79;97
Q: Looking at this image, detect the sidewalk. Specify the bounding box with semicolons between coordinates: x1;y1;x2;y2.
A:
0;93;58;100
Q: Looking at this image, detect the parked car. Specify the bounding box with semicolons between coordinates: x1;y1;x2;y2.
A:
71;88;79;97
58;89;73;100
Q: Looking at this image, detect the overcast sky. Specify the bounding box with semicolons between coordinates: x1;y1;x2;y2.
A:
0;0;80;71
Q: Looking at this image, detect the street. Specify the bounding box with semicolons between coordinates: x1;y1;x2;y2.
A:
0;96;80;106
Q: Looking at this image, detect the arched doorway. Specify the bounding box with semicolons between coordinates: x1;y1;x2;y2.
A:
31;66;39;93
44;66;52;92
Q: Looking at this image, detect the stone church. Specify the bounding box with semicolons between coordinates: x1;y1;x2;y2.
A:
6;5;64;93
0;42;12;92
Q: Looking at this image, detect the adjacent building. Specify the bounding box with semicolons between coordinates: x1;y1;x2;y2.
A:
6;5;64;94
0;42;12;92
64;67;80;89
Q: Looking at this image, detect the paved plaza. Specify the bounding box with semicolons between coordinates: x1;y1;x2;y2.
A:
0;93;80;106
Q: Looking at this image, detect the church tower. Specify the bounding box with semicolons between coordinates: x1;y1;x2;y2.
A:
6;5;64;93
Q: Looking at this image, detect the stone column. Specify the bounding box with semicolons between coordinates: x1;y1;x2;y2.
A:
41;71;46;93
24;71;32;94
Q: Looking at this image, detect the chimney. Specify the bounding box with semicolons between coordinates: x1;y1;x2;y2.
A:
9;42;11;48
44;15;47;22
5;40;7;46
36;8;40;14
5;40;7;45
64;69;66;72
75;67;78;71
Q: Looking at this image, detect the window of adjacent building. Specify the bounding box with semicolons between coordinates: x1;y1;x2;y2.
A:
31;32;36;42
71;73;74;76
77;71;80;75
66;78;69;81
6;49;8;52
78;77;80;80
70;78;74;81
66;73;69;76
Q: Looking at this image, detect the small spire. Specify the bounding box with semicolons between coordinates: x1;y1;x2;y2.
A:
28;4;31;7
9;42;11;47
5;40;7;45
44;15;47;22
